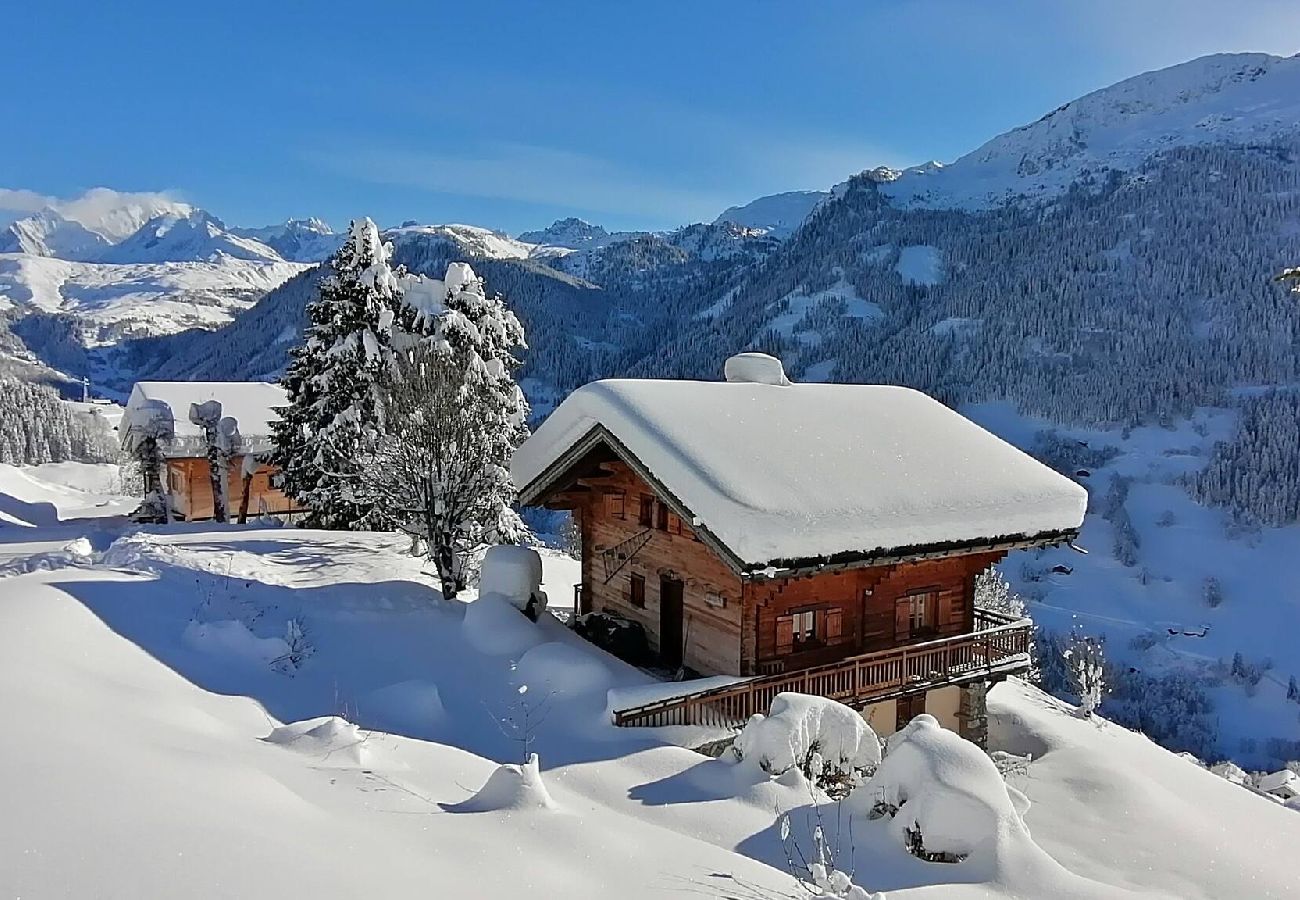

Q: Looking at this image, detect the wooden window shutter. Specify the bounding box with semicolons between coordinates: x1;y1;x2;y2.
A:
608;492;626;519
938;589;958;630
667;512;682;534
775;615;795;655
894;598;911;642
826;608;844;642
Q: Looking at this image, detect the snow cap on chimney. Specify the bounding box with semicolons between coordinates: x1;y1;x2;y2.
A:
724;352;791;386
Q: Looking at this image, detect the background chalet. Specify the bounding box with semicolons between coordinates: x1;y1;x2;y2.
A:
121;381;296;522
513;353;1087;739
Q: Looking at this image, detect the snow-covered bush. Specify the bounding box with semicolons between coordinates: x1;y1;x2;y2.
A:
1063;631;1108;717
849;714;1030;864
1203;576;1225;608
733;693;882;798
973;564;1025;618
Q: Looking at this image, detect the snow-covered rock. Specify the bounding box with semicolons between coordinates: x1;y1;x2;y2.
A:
0;209;111;260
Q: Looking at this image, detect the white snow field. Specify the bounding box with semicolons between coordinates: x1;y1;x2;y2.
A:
2;464;1298;898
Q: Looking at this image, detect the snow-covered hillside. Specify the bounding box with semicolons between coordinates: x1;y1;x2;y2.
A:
714;189;828;238
0;252;309;340
885;52;1300;208
0;463;1297;898
232;218;343;262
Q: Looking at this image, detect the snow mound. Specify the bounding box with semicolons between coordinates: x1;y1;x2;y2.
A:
362;680;446;733
183;619;290;667
735;692;882;780
263;717;368;765
479;544;546;615
853;714;1026;861
0;537;96;577
516;641;612;696
443;753;558;813
461;593;544;657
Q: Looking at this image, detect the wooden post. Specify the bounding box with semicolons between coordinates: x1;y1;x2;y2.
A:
236;466;254;524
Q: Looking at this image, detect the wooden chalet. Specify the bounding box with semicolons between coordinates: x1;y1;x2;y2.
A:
121;381;298;522
512;353;1087;741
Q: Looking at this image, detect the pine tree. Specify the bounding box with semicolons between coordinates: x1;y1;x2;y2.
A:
269;218;403;529
364;262;530;600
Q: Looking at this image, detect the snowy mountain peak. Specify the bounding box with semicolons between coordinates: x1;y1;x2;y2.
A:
517;218;613;249
0;208;111;260
99;209;284;264
713;190;828;239
55;188;196;242
885;52;1300;209
230;218;341;262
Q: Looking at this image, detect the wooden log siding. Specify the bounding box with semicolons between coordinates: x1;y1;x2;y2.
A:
612;616;1033;728
747;551;1002;675
574;462;746;675
165;456;296;521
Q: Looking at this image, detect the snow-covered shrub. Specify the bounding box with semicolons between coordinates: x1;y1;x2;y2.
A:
777;815;881;900
1063;631;1108;717
849;714;1029;864
1203;576;1225;608
733;693;882;798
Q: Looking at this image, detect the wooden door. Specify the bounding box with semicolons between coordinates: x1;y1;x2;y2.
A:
896;693;927;731
659;576;684;668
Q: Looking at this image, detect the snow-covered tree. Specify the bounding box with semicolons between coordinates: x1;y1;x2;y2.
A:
974;564;1026;618
269;218;403;530
1277;266;1300;293
188;400;241;523
363;263;530;599
122;398;174;523
1063;631;1108;718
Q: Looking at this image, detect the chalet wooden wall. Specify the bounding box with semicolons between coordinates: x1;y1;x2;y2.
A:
552;450;1007;678
165;456;296;521
744;551;1002;674
576;462;745;675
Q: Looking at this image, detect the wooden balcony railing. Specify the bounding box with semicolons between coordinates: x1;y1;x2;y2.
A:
611;610;1032;728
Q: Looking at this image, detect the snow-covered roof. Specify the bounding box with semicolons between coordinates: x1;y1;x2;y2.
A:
1257;770;1300;798
513;354;1087;573
121;381;287;457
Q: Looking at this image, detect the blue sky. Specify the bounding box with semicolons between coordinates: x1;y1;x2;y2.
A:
4;1;1298;234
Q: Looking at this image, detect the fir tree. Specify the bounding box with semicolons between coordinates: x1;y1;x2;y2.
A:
269;218;403;530
364;262;530;600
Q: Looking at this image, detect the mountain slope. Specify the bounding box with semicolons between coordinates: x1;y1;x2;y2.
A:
0;210;111;260
885;52;1300;209
714;190;828;238
231;218;342;262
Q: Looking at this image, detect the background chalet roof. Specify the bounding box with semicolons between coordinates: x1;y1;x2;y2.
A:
512;377;1088;570
122;381;287;457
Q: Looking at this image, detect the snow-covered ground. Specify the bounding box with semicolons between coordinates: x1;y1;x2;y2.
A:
2;463;1297;898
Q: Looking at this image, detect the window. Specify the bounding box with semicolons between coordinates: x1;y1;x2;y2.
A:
777;609;820;654
896;693;926;731
655;501;669;531
630;574;645;609
638;494;654;527
606;492;625;519
793;610;817;644
907;591;938;635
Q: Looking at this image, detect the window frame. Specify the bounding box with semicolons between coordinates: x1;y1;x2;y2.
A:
629;573;646;609
638;493;654;528
906;589;939;636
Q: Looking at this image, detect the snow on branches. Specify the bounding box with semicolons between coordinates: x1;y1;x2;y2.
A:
270;218;405;530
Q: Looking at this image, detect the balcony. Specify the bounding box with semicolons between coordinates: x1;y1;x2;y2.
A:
610;607;1032;728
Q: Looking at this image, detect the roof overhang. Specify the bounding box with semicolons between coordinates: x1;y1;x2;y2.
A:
516;423;1081;580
